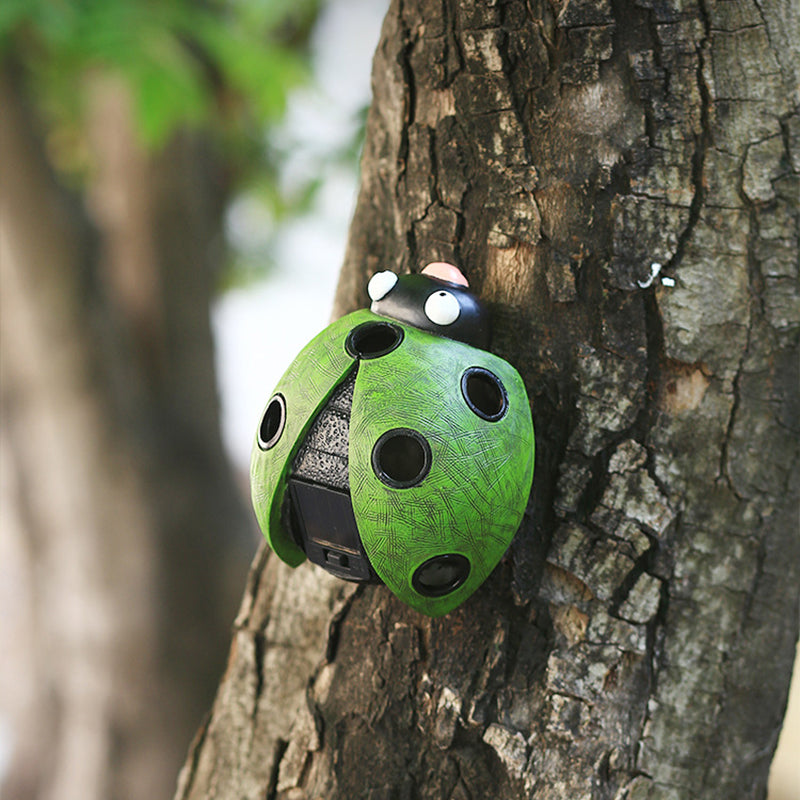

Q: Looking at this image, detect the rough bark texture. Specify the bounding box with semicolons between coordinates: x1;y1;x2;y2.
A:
175;1;799;798
0;69;251;800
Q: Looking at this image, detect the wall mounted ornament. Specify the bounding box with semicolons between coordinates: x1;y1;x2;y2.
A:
250;262;535;616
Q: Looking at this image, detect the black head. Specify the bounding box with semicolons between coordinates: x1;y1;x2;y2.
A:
367;270;491;350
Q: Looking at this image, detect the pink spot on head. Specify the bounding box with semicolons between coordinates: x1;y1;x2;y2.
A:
421;262;469;287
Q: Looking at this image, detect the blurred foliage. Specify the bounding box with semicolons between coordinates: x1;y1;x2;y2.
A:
0;0;375;289
0;0;321;185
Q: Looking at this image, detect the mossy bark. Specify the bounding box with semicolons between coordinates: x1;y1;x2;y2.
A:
175;1;799;798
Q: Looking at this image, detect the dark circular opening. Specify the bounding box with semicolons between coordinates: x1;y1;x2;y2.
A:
412;554;471;597
372;428;431;488
461;367;508;421
257;394;286;450
346;321;404;359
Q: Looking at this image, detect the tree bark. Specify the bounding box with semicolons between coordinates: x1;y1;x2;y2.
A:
175;1;799;798
0;68;251;800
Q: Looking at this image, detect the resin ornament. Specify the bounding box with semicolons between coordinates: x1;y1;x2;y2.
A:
250;263;534;616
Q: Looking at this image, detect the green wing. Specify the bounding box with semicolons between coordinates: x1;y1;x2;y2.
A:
349;319;535;616
249;309;373;565
251;308;534;617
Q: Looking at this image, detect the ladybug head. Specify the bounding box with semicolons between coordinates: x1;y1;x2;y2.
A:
367;263;491;349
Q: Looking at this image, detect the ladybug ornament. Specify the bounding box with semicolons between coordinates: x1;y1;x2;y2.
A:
250;262;534;616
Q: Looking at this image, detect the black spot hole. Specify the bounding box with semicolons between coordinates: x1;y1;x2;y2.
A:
346;321;403;359
412;554;471;597
258;394;286;450
461;367;508;421
372;429;431;488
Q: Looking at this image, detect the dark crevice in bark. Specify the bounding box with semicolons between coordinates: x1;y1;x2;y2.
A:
494;21;536;171
750;0;774;52
506;600;552;686
429;125;443;207
779;111;799;162
576;446;616;520
405;227;419;273
636;291;673;495
720;151;762;499
396;0;416;189
608;542;660;618
452;206;466;268
252;631;267;717
715;69;791;502
667;0;712;280
635;566;672;762
718;347;747;499
511;416;570;601
265;738;289;800
511;471;555;604
325;584;365;663
638;0;666;149
443;0;466;79
236;545;271;630
741;171;768;313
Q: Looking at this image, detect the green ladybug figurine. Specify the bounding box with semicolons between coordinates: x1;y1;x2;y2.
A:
250;262;534;616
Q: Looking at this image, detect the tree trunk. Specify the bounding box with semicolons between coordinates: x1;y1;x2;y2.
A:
175;1;799;798
0;68;251;800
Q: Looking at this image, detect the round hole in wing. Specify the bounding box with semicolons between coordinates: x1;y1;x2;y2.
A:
346;321;404;359
258;394;286;450
412;554;471;597
371;428;431;488
461;367;508;421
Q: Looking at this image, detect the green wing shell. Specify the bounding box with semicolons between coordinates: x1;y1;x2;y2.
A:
250;309;534;617
249;309;373;565
349;319;534;617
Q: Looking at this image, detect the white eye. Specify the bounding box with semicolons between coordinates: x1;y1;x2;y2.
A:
424;290;461;326
367;270;398;302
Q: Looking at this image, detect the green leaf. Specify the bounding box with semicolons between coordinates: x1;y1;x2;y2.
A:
0;0;34;40
129;38;210;146
188;14;307;123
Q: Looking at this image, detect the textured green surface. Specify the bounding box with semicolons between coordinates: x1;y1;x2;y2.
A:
349;318;534;616
249;309;372;564
250;309;535;615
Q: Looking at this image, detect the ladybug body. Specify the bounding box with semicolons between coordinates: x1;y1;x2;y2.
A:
251;267;534;617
